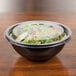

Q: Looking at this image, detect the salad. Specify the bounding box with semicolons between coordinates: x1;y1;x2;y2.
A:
10;23;66;44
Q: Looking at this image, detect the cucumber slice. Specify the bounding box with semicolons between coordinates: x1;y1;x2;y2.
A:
16;32;28;42
12;27;18;37
12;26;25;37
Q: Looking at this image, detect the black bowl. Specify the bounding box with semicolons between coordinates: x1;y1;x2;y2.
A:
4;21;72;62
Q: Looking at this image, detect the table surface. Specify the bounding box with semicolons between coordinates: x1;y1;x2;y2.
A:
0;12;76;76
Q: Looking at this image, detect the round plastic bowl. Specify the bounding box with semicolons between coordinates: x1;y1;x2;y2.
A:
4;21;72;62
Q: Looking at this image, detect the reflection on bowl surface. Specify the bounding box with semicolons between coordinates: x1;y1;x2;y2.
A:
5;21;72;61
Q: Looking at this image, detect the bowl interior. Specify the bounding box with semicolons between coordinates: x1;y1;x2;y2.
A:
5;20;72;48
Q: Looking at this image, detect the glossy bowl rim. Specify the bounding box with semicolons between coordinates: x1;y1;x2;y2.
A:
4;20;72;48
